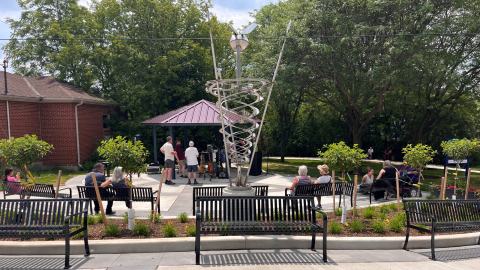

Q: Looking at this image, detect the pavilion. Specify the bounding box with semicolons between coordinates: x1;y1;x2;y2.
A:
140;99;261;179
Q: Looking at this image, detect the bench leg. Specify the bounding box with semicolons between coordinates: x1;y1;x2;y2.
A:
431;230;436;260
311;232;316;251
64;225;70;269
84;228;90;257
195;232;200;265
403;227;410;250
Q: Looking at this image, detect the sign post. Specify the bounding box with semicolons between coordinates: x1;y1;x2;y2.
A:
91;172;107;225
152;170;165;222
54;170;62;199
332;171;335;213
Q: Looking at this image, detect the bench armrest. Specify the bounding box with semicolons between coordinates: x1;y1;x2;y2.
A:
285;188;291;196
153;190;158;195
58;187;72;198
65;207;89;224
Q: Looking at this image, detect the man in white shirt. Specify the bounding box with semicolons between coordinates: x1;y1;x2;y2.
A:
367;147;374;159
184;141;199;185
160;136;176;185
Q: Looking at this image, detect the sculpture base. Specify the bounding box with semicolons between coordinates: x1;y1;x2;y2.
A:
223;186;255;197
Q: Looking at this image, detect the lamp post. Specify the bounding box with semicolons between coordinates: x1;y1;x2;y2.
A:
2;60;7;94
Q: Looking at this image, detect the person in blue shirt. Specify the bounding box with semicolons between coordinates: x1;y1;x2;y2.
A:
85;163;116;215
398;160;419;184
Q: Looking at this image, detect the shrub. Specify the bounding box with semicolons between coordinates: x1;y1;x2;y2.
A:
133;221;150;236
163;221;177;237
149;212;161;223
378;212;386;221
362;206;376;219
95;213;104;224
177;212;188;223
427;194;437;200
87;215;96;226
328;221;342;234
104;223;121;236
388;203;399;212
316;212;323;218
185;224;196;236
335;207;342;216
349;219;363;233
121;212;128;223
389;214;405;233
379;204;390;214
372;220;386;233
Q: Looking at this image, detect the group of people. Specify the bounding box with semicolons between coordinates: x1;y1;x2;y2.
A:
286;159;420;208
366;146;393;160
160;136;200;185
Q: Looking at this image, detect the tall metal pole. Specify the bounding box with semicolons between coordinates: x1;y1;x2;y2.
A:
244;21;291;186
206;6;233;187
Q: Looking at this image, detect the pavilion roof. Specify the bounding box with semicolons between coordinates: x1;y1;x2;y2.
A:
140;99;261;126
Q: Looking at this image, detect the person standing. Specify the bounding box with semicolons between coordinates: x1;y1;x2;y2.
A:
384;146;392;160
185;141;199;185
367;147;374;159
160;136;176;185
174;140;186;178
85;163;116;215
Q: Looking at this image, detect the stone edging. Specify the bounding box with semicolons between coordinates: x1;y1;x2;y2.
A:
1;233;478;255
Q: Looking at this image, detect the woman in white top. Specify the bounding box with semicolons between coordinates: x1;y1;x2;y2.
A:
315;164;332;209
361;167;374;186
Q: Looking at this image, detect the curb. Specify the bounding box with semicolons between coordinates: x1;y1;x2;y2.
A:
1;233;478;255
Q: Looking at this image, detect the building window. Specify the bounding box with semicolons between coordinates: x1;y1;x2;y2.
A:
103;114;110;129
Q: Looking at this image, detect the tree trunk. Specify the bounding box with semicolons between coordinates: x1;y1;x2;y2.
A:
280;118;286;162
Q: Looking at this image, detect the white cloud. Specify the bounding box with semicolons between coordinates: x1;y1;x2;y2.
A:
210;5;255;30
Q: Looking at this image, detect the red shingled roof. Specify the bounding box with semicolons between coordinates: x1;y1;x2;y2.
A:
141;99;261;126
0;71;113;104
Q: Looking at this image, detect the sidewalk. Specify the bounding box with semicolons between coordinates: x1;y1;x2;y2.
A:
1;246;479;269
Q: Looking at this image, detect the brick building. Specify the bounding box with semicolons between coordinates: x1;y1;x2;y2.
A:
0;71;115;170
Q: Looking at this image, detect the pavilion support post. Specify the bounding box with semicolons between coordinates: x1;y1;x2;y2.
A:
184;127;188;151
170;126;176;180
153;126;158;165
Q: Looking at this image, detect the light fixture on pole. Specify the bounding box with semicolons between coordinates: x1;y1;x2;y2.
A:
2;59;8;95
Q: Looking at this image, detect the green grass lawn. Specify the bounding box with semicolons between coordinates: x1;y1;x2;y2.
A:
262;158;480;191
0;169;85;191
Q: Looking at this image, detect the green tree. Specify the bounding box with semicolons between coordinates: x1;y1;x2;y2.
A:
319;141;366;221
0;135;53;179
402;144;437;197
441;139;480;197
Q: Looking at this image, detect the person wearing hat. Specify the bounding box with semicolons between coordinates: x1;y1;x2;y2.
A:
315;164;333;209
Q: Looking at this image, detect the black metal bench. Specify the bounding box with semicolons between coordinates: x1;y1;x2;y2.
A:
1;181;72;199
77;186;158;213
192;186;269;213
403;199;480;260
195;196;327;265
0;198;90;269
285;182;354;207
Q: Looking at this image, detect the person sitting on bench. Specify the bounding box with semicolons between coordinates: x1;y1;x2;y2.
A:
85;163;116;215
314;164;332;209
286;165;312;196
375;161;398;201
110;166;131;208
398;160;419;184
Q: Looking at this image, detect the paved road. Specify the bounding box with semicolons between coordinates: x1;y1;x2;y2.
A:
1;246;479;269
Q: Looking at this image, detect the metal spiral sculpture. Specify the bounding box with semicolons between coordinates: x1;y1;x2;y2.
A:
206;6;291;186
205;78;269;185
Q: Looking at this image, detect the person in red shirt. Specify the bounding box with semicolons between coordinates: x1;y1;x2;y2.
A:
174;140;186;178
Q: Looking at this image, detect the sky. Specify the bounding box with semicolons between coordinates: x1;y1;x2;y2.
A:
0;0;275;73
